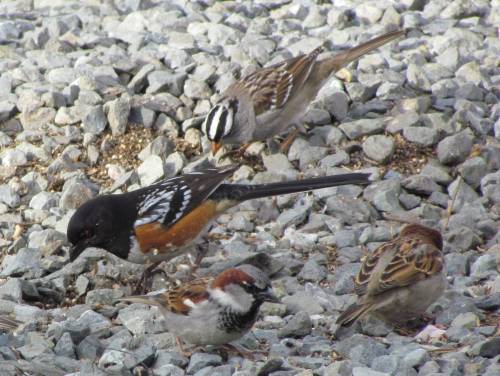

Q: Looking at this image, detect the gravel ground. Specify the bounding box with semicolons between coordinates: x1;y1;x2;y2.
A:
1;0;499;375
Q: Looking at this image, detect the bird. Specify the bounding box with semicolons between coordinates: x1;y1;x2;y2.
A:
0;315;21;332
202;28;408;154
118;264;277;350
67;165;370;276
336;223;446;327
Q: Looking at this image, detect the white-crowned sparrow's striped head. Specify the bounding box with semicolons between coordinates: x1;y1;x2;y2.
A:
202;98;239;154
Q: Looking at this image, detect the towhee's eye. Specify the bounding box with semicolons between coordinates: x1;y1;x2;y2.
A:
82;229;92;238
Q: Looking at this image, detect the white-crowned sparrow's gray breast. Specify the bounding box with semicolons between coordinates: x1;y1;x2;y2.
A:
202;29;409;154
336;223;446;327
119;264;277;348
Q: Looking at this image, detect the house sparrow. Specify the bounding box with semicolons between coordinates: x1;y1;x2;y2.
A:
119;264;277;348
337;224;446;326
202;29;408;154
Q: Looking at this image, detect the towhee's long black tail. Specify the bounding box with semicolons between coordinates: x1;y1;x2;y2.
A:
212;172;370;202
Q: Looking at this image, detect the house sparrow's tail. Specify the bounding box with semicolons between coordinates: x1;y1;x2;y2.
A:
319;29;409;76
212;172;370;203
336;302;374;326
118;294;166;309
0;315;21;332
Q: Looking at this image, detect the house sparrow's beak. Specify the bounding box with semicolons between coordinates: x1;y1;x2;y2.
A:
259;287;279;303
211;142;222;155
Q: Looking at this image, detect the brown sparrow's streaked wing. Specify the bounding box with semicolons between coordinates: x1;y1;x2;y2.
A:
354;243;390;296
369;239;444;296
226;47;323;115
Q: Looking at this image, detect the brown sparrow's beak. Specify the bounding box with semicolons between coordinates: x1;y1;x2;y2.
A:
211;142;222;155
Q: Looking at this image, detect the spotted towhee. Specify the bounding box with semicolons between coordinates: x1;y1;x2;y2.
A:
67;165;369;267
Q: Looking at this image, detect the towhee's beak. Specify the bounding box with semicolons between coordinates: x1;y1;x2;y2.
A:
69;241;89;262
211;142;222;155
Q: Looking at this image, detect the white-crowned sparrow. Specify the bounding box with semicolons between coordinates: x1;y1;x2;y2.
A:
337;224;446;326
202;29;408;154
119;264;277;348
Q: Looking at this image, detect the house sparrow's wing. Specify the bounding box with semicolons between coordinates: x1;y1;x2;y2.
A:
226;47;323;116
163;277;212;315
119;277;212;315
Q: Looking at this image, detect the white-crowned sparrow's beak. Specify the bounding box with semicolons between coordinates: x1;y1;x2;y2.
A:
211;142;222;155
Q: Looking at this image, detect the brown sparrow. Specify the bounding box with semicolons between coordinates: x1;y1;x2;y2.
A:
337;224;446;326
202;29;408;154
119;264;277;348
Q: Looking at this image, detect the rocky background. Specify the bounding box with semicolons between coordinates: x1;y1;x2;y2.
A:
0;0;499;375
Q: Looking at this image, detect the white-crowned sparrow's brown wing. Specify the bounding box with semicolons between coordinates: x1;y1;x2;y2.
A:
225;47;323;116
337;224;444;326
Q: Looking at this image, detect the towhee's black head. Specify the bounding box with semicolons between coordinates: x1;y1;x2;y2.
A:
67;195;135;261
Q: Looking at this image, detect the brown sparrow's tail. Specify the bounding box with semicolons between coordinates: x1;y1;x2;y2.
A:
319;29;409;75
212;172;370;202
336;302;374;327
0;315;21;332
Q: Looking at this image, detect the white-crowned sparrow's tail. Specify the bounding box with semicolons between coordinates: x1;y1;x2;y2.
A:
212;172;370;202
316;29;409;79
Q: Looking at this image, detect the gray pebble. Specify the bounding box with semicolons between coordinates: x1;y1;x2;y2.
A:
402;126;440;147
339;118;385;140
138;155;165;185
129;106;156;128
186;353;222;374
278;311;312;338
282;291;324;315
352;367;389;376
298;259;327;282
437;131;473;165
402;175;443;196
82;105;107;135
105;96;130;136
147;71;187;97
54;332;76;359
362;135;395;163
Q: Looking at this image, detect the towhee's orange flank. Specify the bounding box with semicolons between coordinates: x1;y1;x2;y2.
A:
67;165;369;267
